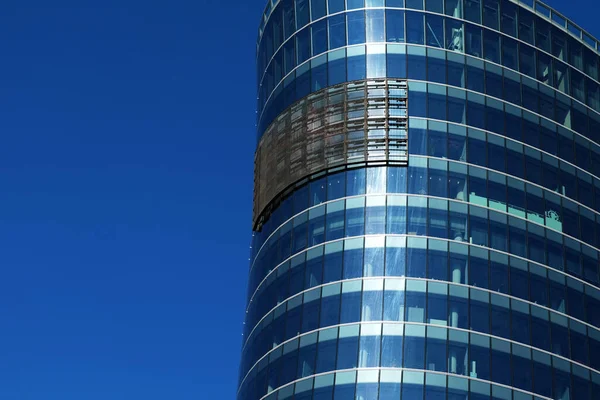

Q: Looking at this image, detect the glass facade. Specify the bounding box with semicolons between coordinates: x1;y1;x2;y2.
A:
239;1;600;399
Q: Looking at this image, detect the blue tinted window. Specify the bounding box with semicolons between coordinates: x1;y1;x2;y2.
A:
328;0;345;13
445;0;462;17
328;49;346;84
426;14;444;48
382;331;404;367
296;0;310;28
387;44;407;78
502;36;518;70
447;52;465;87
470;293;490;333
409;82;427;117
406;11;424;45
295;63;311;98
311;56;327;91
465;24;482;57
387;0;405;6
428;84;447;121
347;46;366;80
284;40;296;74
311;0;326;20
466;58;484;93
387;166;407;193
519;44;536;78
483;29;500;63
408;46;426;80
347;11;366;45
366;10;385;42
467;93;485;129
284;0;296;39
403;328;425;368
490;340;511;385
483;0;499;30
426;335;447;372
500;0;516;37
406;0;423;9
470;336;490;380
296;28;311;64
343;245;363;280
338;300;360;337
386;10;405;42
464;0;481;23
347;0;364;9
336;334;359;368
367;45;386;78
312;20;328;55
428;49;446;84
427;0;443;13
328;14;346;49
447;88;466;124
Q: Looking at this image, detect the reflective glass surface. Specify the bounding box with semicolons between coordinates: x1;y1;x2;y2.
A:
242;0;600;399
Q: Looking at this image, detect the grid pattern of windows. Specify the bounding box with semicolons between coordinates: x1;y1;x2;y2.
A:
239;304;600;400
241;0;600;399
256;3;600;144
254;80;408;226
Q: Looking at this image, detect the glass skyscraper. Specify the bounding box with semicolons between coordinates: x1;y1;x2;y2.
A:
239;0;600;399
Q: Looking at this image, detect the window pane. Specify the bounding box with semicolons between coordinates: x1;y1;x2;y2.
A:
386;10;405;43
347;11;366;45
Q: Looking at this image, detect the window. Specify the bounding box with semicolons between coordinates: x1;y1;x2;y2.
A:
311;55;327;91
518;7;534;44
296;27;311;64
465;24;482;57
347;0;364;9
347;46;366;80
406;0;424;9
445;0;462;18
328;48;346;85
519;44;535;78
406;11;424;45
284;0;296;39
328;0;345;12
445;17;463;52
407;46;427;81
467;92;485;127
367;44;386;78
366;9;385;42
483;29;500;63
552;29;566;61
428;49;446;84
312;20;327;56
296;0;310;29
464;0;481;23
328;15;346;50
482;0;499;30
500;0;516;37
447;52;465;87
386;10;405;43
426;14;443;49
347;11;365;45
502;36;518;71
311;0;326;20
536;19;551;52
387;44;406;78
426;0;443;13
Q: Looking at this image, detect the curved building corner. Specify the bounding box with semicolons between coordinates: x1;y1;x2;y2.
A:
239;0;600;399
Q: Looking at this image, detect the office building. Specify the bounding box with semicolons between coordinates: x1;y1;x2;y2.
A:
239;0;600;399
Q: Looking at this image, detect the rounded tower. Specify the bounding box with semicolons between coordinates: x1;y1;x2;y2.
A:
239;1;600;399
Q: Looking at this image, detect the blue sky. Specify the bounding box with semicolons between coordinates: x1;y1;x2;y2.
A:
0;0;597;399
0;1;260;399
